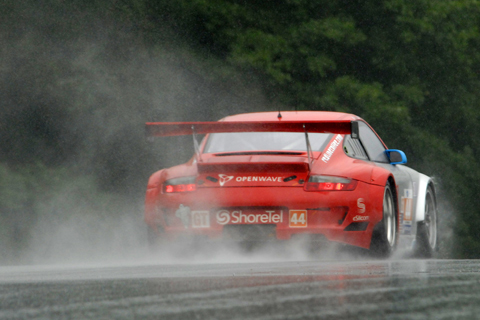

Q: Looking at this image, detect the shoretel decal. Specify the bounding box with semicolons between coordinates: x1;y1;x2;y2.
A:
216;210;283;225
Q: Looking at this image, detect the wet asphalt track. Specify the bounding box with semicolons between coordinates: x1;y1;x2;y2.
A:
1;259;479;319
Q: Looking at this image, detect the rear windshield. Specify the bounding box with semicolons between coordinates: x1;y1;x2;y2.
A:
203;132;333;153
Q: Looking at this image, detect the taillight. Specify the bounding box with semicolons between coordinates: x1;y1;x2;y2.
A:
304;175;358;191
163;176;197;193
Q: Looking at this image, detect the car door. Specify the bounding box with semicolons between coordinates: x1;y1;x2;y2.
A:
356;121;415;235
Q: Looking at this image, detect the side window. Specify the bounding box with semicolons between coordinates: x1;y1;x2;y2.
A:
358;122;389;163
343;135;369;160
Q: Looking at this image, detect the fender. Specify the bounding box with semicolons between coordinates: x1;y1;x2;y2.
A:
147;169;165;190
370;166;398;221
370;166;393;187
414;173;434;222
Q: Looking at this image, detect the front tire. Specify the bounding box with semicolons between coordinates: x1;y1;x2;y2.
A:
414;185;437;258
370;183;397;258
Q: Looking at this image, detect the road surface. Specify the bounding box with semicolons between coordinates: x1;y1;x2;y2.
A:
1;258;479;319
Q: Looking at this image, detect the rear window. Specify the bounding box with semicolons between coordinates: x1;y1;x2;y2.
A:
203;132;333;153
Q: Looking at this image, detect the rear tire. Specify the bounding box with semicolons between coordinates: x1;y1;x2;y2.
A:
414;185;437;258
370;183;397;258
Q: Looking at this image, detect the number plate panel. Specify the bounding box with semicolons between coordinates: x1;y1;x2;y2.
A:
289;210;308;227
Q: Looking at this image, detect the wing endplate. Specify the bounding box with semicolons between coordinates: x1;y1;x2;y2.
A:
146;120;353;137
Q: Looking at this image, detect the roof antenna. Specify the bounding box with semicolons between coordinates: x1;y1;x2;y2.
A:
277;109;282;120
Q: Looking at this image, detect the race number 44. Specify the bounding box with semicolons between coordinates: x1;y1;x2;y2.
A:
289;210;307;228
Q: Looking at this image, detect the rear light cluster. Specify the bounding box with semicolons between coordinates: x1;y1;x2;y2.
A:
304;175;358;191
163;176;197;193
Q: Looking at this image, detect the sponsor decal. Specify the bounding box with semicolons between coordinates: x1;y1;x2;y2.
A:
216;210;230;225
357;198;366;213
218;174;234;186
191;211;210;228
218;174;284;185
235;176;283;182
175;204;191;228
353;215;369;222
215;210;283;225
289;210;307;228
403;223;412;235
402;189;413;221
322;134;344;163
405;189;412;198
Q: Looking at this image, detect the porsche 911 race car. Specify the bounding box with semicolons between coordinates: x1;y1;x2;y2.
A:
144;111;438;257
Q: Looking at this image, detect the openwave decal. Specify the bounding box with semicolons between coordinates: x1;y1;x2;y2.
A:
218;174;234;186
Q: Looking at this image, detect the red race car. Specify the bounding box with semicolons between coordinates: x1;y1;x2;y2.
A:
145;111;438;257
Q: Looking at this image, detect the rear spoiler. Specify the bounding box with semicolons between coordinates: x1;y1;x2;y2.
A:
145;120;359;137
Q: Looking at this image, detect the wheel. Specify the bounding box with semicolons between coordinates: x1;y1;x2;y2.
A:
370;183;397;257
414;185;437;258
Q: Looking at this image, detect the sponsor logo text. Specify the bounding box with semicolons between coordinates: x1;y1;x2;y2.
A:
216;210;283;225
322;135;344;163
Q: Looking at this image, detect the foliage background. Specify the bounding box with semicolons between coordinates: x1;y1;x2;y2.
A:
1;0;479;262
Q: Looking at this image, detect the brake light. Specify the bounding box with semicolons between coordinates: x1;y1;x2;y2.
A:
163;176;197;193
304;175;358;191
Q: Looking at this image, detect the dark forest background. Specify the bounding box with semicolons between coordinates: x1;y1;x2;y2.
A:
1;0;479;263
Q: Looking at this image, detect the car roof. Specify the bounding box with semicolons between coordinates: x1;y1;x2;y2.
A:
220;111;361;122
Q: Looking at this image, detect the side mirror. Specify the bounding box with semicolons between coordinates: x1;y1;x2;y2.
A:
385;149;407;165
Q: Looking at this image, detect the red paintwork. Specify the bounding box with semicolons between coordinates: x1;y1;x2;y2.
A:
146;120;352;137
145;111;393;249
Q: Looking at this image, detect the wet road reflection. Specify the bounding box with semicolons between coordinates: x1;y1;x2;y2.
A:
1;259;479;319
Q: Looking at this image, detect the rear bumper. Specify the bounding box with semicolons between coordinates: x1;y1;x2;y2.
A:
145;181;385;249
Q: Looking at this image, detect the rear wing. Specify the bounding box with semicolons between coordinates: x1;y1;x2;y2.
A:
145;120;358;137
